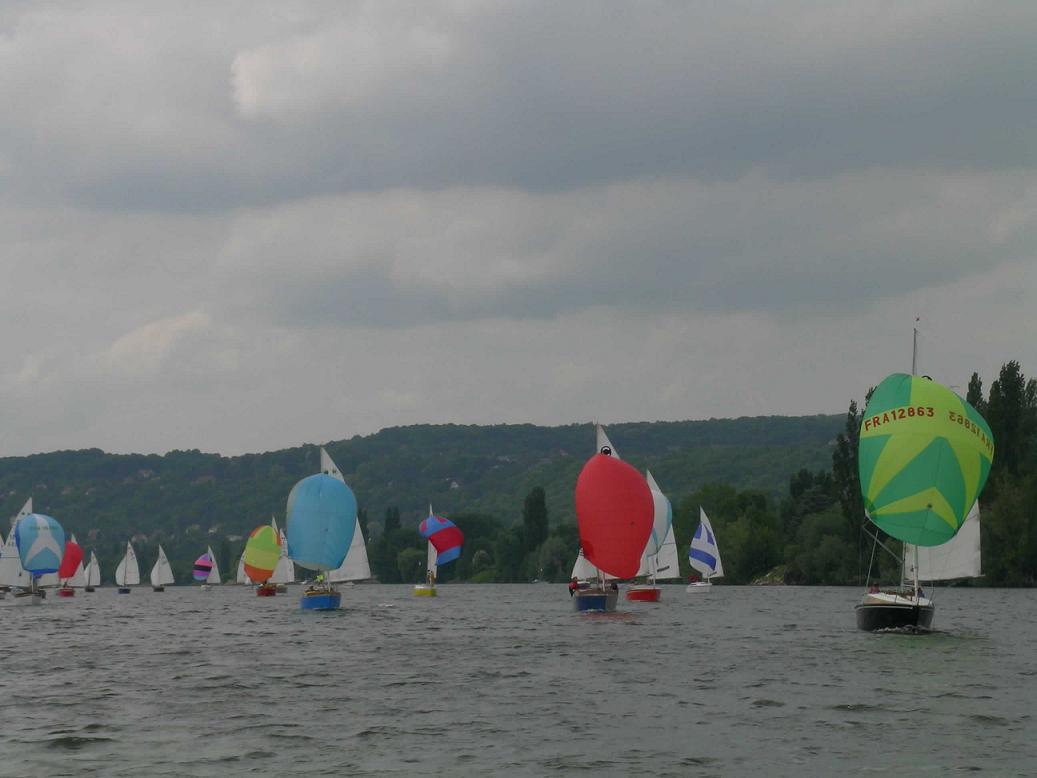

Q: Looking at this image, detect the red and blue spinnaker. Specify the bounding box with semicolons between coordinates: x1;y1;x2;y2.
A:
419;511;464;566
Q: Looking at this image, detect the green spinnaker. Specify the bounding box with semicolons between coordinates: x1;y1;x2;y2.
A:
858;373;994;546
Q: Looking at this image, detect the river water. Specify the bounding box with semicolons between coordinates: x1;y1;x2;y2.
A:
1;584;1034;776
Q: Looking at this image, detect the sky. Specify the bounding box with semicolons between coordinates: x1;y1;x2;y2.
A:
2;1;1036;457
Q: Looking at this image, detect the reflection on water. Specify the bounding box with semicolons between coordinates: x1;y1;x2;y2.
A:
1;585;1034;776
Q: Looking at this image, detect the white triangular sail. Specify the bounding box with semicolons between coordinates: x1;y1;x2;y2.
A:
426;540;438;580
150;545;175;587
67;533;87;587
321;447;372;583
0;499;34;587
571;547;617;581
689;508;724;580
653;524;680;581
269;522;295;584
596;424;619;459
904;501;982;582
235;555;249;584
637;470;675;578
85;552;101;587
205;545;221;584
115;542;141;586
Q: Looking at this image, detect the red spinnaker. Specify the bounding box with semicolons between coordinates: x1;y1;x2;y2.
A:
57;540;83;580
575;453;654;578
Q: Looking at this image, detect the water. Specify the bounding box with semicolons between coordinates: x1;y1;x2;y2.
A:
1;585;1034;776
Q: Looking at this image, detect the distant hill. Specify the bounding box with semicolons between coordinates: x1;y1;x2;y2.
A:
0;415;841;577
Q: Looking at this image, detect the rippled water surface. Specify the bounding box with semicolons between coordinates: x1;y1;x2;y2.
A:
2;585;1035;776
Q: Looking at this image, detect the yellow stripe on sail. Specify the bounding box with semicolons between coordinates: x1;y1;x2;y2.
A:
947;437;982;508
873;487;959;532
866;433;933;506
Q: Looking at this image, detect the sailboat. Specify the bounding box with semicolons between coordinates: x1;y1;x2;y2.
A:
0;498;34;596
687;508;724;591
115;542;140;594
242;524;282;596
855;349;994;631
57;536;84;597
286;463;357;611
150;545;175;592
569;426;623;592
414;507;464;597
193;547;221;591
627;470;678;602
84;551;101;592
269;516;295;592
14;513;66;605
320;448;372;585
572;424;654;612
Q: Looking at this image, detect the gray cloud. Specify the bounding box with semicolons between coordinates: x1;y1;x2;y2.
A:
1;2;1036;456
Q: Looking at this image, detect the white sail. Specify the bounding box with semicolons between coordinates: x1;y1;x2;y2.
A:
270;528;295;584
596;424;619;458
149;544;175;587
689;508;724;580
426;540;438;579
235;555;249;584
7;497;31;531
571;547;617;581
67;534;87;587
653;524;680;580
85;551;102;587
205;545;221;584
637;470;674;576
0;525;31;587
115;542;141;586
904;501;982;582
321;447;372;583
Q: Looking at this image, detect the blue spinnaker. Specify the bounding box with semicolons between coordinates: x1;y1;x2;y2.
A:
286;474;356;571
15;514;66;575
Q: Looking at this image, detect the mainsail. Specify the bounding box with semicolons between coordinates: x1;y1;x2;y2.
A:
321;447;372;583
85;551;102;587
636;470;678;580
150;545;175;587
115;542;141;586
904;501;982;581
0;498;33;588
689;508;724;580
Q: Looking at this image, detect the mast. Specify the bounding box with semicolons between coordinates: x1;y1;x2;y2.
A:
909;318;919;597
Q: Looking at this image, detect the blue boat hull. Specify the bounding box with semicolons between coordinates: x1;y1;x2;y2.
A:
573;588;618;612
300;590;341;611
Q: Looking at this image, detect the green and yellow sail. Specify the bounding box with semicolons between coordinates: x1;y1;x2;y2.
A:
243;525;282;583
859;373;994;546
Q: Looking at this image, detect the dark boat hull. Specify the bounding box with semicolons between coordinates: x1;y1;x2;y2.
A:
573;587;619;612
856;602;934;631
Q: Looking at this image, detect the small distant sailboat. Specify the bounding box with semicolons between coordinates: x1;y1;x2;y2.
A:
286;462;357;611
855;361;994;632
242;525;282;596
115;542;140;594
14;513;66;605
269;516;295;592
150;544;175;592
572;424;654;612
414;507;464;597
84;551;101;592
627;470;677;602
322;448;373;585
0;498;34;596
57;536;84;597
687;508;724;591
193;548;221;591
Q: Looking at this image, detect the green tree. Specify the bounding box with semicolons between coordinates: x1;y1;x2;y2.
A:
396;547;426;583
985;361;1037;482
522;487;548;552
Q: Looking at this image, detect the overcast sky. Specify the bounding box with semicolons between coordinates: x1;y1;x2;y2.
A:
2;1;1036;457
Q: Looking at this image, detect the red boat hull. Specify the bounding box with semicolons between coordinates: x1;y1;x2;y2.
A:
626;586;661;602
58;587;75;598
256;584;277;597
